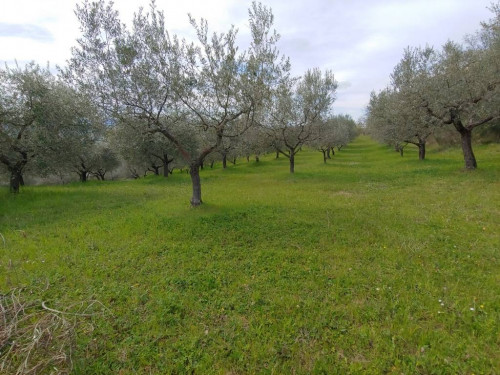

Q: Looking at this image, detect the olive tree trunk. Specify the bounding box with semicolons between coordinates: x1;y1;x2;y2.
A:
459;128;477;169
79;171;88;182
189;163;202;206
163;160;169;177
222;152;227;169
150;165;160;175
418;142;426;160
9;169;23;193
4;157;27;193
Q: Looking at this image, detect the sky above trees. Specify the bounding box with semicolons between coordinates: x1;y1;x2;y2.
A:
0;0;493;120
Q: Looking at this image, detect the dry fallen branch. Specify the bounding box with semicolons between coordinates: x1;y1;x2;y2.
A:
0;288;107;375
41;300;108;318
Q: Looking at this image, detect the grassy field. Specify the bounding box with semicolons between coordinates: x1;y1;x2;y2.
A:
1;136;499;374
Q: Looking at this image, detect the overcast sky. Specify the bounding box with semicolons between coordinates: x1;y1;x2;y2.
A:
0;0;494;120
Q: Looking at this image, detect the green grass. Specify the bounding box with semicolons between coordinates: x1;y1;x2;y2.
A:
1;136;499;374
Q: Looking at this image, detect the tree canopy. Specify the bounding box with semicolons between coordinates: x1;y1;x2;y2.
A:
0;63;103;192
366;4;500;168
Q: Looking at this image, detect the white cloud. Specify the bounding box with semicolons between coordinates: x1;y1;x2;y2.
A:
0;0;495;120
0;23;53;41
356;34;395;54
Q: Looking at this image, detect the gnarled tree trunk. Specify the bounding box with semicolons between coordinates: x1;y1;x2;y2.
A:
459;128;477;169
162;153;173;177
9;169;23;193
418;142;426;160
150;165;160;175
96;170;106;180
163;159;169;177
189;163;202;206
449;110;477;169
4;155;27;193
447;109;477;169
222;152;227;169
79;171;88;182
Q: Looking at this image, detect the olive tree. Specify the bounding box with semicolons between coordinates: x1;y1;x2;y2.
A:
368;4;499;167
1;63;100;192
331;114;357;151
110;122;180;177
366;47;439;160
89;145;120;180
366;89;401;153
423;23;499;168
262;68;337;173
65;0;281;205
309;114;356;163
238;124;272;162
387;47;439;159
309;118;335;163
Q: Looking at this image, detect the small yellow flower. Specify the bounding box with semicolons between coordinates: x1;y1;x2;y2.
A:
480;304;484;309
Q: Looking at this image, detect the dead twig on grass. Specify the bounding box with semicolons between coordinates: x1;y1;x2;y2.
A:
0;288;107;375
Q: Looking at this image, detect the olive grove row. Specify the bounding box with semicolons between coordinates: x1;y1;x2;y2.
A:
365;3;500;168
0;1;357;205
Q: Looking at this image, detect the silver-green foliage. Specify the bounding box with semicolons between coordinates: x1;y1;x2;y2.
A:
367;4;500;167
66;0;283;205
260;68;338;172
0;63;102;192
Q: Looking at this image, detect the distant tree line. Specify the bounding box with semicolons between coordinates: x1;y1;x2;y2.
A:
365;3;500;168
1;1;357;203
